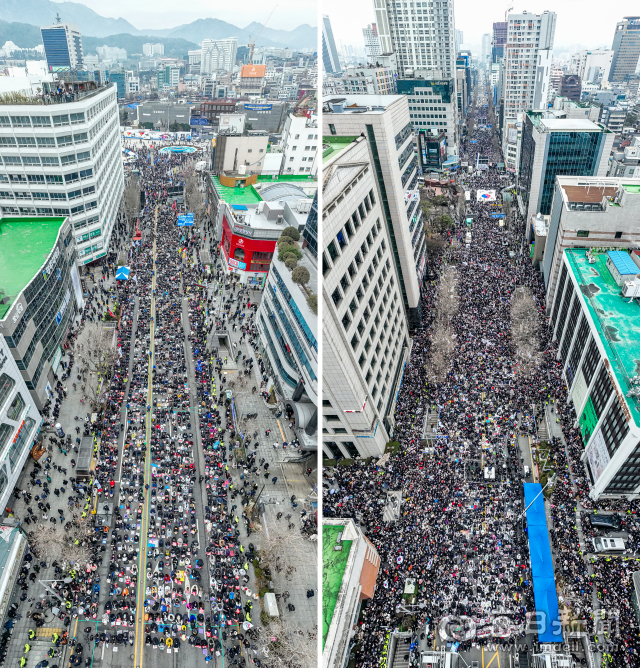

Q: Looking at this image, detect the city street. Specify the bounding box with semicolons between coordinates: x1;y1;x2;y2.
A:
322;79;632;668
1;142;317;668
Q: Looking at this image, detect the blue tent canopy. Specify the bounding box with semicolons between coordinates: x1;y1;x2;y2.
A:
524;483;562;643
116;266;130;280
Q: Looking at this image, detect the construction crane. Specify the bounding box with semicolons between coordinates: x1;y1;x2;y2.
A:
505;3;513;22
247;5;278;64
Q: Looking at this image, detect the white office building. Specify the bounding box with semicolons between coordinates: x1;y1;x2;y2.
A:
201;38;238;75
570;49;614;84
323;95;425;327
373;0;458;80
481;33;492;68
502;10;556;163
143;43;164;57
363;24;382;60
0;82;124;266
280;113;319;176
0;336;43;513
323;135;411;458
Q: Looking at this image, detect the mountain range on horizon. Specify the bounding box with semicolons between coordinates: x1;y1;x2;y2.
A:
0;0;317;50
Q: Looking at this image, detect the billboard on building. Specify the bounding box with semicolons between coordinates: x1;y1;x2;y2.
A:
586;428;610;482
508;127;518;144
240;65;267;78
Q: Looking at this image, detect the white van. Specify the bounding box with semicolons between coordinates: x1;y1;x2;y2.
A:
592;537;626;554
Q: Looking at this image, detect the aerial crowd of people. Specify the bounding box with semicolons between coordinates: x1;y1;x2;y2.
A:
324;84;640;668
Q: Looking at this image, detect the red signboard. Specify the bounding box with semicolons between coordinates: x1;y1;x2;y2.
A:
220;215;276;273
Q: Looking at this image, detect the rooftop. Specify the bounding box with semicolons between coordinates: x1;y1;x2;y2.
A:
565;249;640;425
528;112;606;132
322;524;352;649
0;217;66;320
323;93;405;113
561;184;619;203
322;136;358;163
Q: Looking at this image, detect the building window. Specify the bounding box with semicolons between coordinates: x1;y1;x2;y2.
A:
577;230;589;238
615;231;623;239
325;415;341;422
0;375;15;412
329;124;336;135
6;392;24;422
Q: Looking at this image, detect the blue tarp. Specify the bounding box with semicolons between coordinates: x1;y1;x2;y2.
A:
524;483;563;643
607;250;637;276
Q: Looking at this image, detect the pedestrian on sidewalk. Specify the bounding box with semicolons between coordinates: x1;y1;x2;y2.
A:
271;477;277;485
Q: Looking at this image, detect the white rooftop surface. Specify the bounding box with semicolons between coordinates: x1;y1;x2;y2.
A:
539;118;602;131
324;94;405;111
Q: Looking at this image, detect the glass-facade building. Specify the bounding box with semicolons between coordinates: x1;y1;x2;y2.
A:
302;192;318;257
519;112;613;220
41;23;84;71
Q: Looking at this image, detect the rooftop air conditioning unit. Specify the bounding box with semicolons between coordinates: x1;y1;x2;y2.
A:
276;215;285;225
622;273;640;298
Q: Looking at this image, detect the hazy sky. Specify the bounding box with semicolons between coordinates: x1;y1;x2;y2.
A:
323;0;637;53
50;0;318;31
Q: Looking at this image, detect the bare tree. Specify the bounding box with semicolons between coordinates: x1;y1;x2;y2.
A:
74;323;117;408
256;618;316;668
257;522;311;584
185;174;206;223
427;266;459;383
122;176;140;232
511;286;541;376
29;517;94;570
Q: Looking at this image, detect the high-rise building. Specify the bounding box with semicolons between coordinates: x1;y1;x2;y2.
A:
323;95;425;329
322;135;411;457
481;33;491;67
518;112;614;221
492;21;507;63
570;49;614;84
200;38;238;74
322;15;341;73
363;24;382;60
502;11;556;168
0;82;124;266
0;334;44;512
41;22;84;71
548;243;640;498
396;78;458;158
256;235;318;451
610;17;640;82
455;29;464;52
373;0;458;80
143;43;164;57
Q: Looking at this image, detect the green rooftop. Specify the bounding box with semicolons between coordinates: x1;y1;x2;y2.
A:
211;176;263;206
623;184;640;194
322;524;352;649
211;174;317;206
0;217;66;320
566;249;640;425
323;136;358;163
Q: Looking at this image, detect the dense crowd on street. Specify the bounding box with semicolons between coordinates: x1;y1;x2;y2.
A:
3;145;283;668
324;86;640;667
